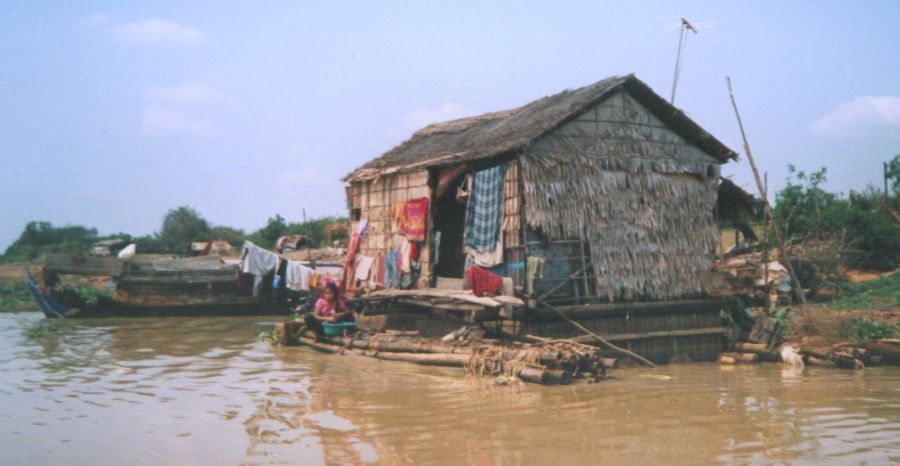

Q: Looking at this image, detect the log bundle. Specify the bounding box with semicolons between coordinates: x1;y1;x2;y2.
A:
273;323;614;385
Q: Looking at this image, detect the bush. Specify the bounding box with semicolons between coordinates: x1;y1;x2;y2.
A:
773;165;900;270
837;317;900;341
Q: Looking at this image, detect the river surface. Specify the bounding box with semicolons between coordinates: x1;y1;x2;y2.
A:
1;312;898;465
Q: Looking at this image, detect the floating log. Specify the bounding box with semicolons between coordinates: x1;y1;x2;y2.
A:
859;340;900;366
806;356;834;367
735;342;768;353
517;367;573;385
801;349;864;370
370;351;470;367
384;329;420;337
326;336;465;354
296;335;470;367
719;352;758;364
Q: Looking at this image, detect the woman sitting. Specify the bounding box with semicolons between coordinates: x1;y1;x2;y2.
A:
303;282;353;340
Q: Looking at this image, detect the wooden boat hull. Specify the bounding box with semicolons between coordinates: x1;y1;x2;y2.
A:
26;267;291;318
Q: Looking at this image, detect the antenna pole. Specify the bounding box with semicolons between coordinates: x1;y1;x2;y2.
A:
670;17;697;105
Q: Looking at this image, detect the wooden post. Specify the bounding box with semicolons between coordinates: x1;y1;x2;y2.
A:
763;171;770;309
726;77;806;304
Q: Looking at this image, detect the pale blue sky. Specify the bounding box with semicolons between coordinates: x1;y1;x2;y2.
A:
2;1;899;250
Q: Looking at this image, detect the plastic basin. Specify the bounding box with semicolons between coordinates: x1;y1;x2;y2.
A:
322;321;356;336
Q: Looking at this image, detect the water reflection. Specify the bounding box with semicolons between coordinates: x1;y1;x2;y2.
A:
0;312;898;465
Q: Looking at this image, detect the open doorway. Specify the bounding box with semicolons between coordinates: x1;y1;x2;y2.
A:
433;172;467;278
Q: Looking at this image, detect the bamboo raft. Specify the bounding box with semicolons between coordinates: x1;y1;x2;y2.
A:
273;323;617;385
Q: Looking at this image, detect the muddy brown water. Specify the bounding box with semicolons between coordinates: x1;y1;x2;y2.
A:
1;313;898;465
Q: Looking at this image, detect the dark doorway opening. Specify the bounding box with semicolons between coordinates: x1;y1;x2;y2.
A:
433;176;467;278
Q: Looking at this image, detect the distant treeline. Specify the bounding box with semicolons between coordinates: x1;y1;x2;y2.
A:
1;206;348;262
4;159;899;270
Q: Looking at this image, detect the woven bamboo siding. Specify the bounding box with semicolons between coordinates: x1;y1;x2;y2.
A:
347;169;432;288
523;90;721;301
502;161;521;248
502;161;526;286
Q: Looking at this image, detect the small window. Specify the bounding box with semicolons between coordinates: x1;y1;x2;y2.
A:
350;208;361;221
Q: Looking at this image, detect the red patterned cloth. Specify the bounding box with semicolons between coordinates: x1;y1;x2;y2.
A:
465;266;502;297
400;197;429;241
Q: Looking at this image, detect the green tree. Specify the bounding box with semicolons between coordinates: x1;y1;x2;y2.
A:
258;215;288;246
2;221;98;262
887;154;900;195
159;206;211;255
773;165;837;241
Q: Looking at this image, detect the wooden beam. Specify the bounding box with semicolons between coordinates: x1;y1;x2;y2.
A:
513;298;727;321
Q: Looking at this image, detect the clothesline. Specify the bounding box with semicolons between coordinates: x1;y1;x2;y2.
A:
241;241;327;295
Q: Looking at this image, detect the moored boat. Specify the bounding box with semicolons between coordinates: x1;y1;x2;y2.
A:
28;254;297;318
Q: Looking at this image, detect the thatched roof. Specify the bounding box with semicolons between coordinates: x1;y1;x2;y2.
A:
346;74;737;182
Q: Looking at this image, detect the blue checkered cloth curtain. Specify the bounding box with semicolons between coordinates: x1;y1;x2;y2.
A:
465;163;506;253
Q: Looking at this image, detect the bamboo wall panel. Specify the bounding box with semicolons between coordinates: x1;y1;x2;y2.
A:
348;169;432;288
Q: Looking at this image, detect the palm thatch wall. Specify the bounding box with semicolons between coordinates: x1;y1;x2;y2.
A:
522;92;721;301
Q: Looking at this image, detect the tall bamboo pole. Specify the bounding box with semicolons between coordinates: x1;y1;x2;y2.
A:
725;77;806;304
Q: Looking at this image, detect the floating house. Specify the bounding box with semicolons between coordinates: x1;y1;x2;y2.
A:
343;75;739;363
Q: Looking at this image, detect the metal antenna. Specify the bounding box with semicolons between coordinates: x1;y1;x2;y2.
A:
670;17;698;105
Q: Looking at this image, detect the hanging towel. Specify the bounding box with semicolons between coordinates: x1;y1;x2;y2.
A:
464;164;506;253
241;241;279;296
241;241;279;276
400;197;429;241
354;255;376;282
526;257;546;294
285;260;313;292
398;237;412;274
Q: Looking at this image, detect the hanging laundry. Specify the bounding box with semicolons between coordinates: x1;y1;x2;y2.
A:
464;164;506;253
368;255;383;289
436;165;467;197
376;254;386;285
354;255;376;283
342;233;362;291
384;248;400;289
285;260;313;292
358;219;369;239
241;241;279;296
466;235;503;267
400;197;428;241
398;237;412;274
526;257;546;294
391;202;406;236
241;241;279;276
465;265;503;297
